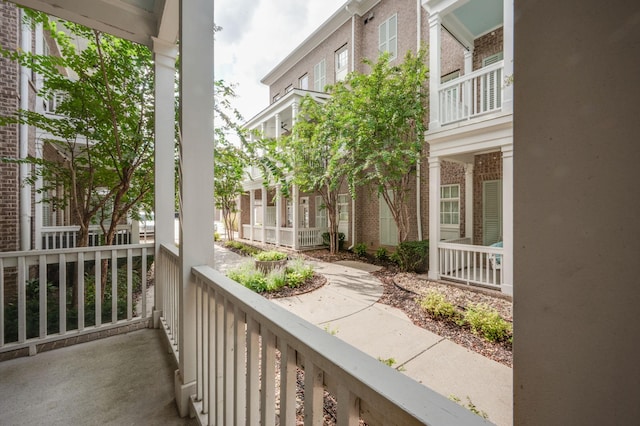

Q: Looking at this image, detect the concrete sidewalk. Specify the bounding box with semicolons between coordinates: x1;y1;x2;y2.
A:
216;245;512;425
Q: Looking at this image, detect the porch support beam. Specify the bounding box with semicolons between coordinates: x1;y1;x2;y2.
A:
249;189;255;241
428;13;441;131
152;37;177;329
501;146;513;295
292;185;299;250
502;0;514;114
464;163;474;241
275;185;281;246
428;157;441;280
261;187;267;244
176;0;214;417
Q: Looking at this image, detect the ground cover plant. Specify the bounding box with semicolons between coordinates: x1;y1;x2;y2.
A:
227;258;314;294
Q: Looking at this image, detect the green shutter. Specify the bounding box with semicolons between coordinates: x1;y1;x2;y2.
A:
483;180;503;245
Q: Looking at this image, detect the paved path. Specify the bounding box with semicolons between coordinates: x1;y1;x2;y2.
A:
214;245;512;425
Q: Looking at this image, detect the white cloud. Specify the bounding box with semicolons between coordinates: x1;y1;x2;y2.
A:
214;0;345;123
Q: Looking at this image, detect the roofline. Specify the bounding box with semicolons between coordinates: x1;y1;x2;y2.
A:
260;0;381;87
244;89;330;129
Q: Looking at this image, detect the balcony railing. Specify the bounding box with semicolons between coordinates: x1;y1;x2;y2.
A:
439;61;504;126
189;264;485;425
0;243;153;355
241;225;326;249
438;240;503;289
40;224;134;249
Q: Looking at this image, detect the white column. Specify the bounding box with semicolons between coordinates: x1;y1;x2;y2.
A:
275;185;281;246
153;37;177;329
428;157;441;280
291;101;299;127
465;163;474;241
501;146;513;295
464;48;474;117
176;0;214;417
428;13;441;131
292;185;300;250
249;189;255;241
261;186;267;244
274;113;280;139
502;0;514;114
19;10;32;250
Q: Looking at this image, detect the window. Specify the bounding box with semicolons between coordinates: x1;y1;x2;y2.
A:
335;46;348;81
285;84;293;94
338;194;349;238
379;192;398;246
483;180;503;246
314;59;326;91
299;74;309;90
315;196;328;228
481;52;503;112
440;185;460;226
378;14;398;60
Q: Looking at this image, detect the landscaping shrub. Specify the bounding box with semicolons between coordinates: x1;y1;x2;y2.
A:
463;303;512;342
321;232;345;249
227;262;268;292
254;251;287;261
285;258;314;287
224;240;261;256
227;258;314;292
394;240;429;272
419;291;456;320
353;243;368;257
374;247;389;261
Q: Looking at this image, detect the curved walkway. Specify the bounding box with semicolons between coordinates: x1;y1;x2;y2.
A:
214;245;512;426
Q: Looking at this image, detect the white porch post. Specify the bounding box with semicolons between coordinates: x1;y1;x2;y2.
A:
261;186;267;244
275;113;281;139
249;189;255;241
464;48;474;116
428;157;441;280
275;185;281;246
502;0;514;114
152;37;177;329
292;101;299;126
501;146;513;295
176;0;214;417
428;13;441;131
465;163;474;241
292;185;300;250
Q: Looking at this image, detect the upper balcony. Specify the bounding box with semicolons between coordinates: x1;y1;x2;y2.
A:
424;0;513;135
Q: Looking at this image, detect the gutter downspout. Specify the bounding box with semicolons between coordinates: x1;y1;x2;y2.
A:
416;0;423;241
19;9;32;250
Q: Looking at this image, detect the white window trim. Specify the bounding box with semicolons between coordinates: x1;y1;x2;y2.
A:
440;184;460;228
378;14;398;60
314;59;326;92
335;45;348;82
299;74;309;90
482;51;504;67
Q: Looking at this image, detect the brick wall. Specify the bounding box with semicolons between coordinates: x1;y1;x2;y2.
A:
473;27;504;71
473;152;502;245
0;3;19;252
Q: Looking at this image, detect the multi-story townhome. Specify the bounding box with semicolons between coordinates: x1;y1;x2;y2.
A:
240;0;513;294
0;4;138;252
239;0;468;253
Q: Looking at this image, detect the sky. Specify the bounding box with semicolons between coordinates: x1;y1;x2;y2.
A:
214;0;346;124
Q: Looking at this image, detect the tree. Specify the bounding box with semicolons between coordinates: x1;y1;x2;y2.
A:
331;49;428;243
213;80;249;241
284;95;351;254
0;11;155;300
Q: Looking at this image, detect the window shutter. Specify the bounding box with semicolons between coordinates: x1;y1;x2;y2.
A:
379;192;398;246
482;52;504;112
483;180;503;245
315;196;327;228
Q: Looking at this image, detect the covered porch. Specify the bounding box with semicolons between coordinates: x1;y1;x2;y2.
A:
0;1;483;425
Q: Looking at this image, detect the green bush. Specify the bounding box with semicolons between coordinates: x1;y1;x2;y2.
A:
462;303;512;342
224;240;261;256
395;240;429;272
321;232;345;250
419;291;456;320
353;243;368;257
214;232;221;241
285;258;314;287
265;268;287;291
375;247;388;261
254;251;287;261
227;262;268;292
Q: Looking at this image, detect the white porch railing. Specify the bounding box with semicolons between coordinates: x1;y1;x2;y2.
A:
0;243;153;354
241;226;327;249
438;241;503;289
158;243;180;361
439;61;504;125
40;224;133;249
190;265;485;425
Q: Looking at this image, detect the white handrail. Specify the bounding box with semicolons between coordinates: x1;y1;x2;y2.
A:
191;265;486;425
438;242;503;288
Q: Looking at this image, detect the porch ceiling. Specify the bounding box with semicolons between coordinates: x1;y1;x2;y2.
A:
11;0;178;47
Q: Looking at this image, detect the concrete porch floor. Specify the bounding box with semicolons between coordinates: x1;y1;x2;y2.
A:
0;328;196;426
